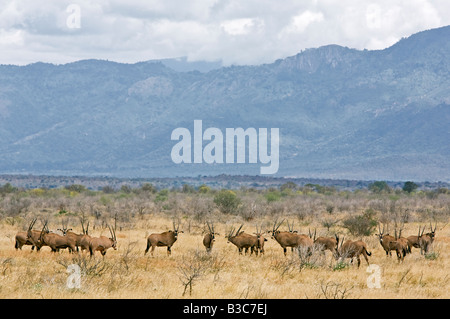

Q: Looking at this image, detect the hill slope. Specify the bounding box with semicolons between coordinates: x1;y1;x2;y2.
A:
0;26;448;181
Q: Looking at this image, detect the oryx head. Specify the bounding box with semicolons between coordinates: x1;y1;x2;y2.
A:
108;224;117;250
269;219;284;239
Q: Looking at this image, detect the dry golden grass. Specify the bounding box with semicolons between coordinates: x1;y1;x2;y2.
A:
0;214;449;299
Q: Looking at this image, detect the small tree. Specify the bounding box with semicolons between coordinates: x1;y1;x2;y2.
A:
342;209;377;236
120;185;132;193
65;184;86;193
265;191;281;202
368;181;391;193
213;190;241;214
280;182;297;192
198;184;210;193
141;183;157;193
0;183;18;195
403;181;418;193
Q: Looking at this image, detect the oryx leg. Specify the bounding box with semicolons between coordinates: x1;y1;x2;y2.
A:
363;253;370;266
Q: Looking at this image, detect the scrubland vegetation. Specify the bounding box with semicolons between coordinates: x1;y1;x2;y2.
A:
0;181;449;299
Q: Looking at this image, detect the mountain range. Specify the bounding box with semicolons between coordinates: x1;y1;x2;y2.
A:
0;26;449;182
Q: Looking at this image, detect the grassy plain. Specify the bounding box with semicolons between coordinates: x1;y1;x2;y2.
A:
0;186;448;299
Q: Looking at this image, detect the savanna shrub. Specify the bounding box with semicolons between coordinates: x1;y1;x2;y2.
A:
342;209;377;236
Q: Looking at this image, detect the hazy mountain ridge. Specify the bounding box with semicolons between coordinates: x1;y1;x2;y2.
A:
0;26;448;181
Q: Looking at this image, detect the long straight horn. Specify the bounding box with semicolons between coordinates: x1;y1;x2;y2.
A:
41;220;48;237
29;218;37;231
272;219;278;232
276;219;284;231
228;226;235;238
430;222;437;233
235;224;243;236
41;219;49;232
420;225;425;237
236;224;244;236
206;222;212;233
108;224;115;240
339;236;345;249
80;217;85;234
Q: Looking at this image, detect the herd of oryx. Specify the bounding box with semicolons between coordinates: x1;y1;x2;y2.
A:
15;217;117;257
14;217;438;268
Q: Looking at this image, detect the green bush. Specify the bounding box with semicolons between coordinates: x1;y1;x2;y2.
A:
403;181;418;193
141;183;157;193
265;191;281;202
425;252;439;260
333;261;349;271
342;209;378;236
155;189;169;203
198;184;210;193
368;181;391;193
213;190;241;214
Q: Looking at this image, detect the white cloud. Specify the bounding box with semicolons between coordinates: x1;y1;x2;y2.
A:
221;18;262;36
0;0;448;65
0;28;24;45
287;11;324;34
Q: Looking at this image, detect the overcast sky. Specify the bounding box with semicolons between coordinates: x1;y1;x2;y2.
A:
1;0;449;66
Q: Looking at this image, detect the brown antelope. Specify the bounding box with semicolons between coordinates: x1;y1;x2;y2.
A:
297;232;314;258
15;218;34;250
286;220;298;253
268;219;307;256
335;236;372;268
72;218;92;252
88;224;117;256
376;224;397;257
145;221;182;256
406;226;422;251
419;223;437;255
32;221;77;253
57;219;82;253
393;226;410;262
203;222;218;253
15;218;43;251
225;225;258;255
314;233;338;255
57;219;72;235
253;224;267;256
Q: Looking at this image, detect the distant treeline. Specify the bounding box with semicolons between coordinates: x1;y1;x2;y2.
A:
0;174;448;192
